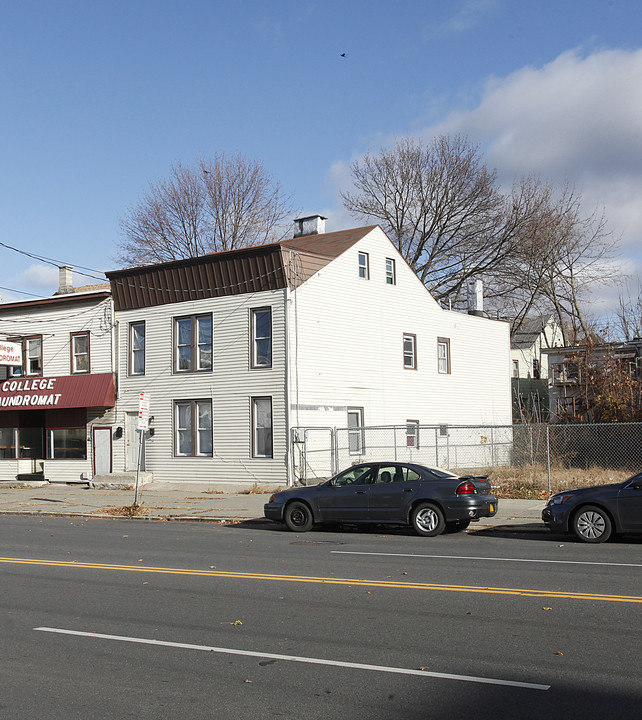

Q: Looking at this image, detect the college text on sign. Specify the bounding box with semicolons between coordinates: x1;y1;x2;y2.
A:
0;341;23;367
0;377;62;407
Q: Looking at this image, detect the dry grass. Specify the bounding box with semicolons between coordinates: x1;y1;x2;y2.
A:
488;464;631;499
239;483;286;495
97;504;152;517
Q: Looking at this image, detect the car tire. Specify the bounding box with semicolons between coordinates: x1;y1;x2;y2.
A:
572;505;612;543
444;520;470;533
411;503;445;537
284;501;314;532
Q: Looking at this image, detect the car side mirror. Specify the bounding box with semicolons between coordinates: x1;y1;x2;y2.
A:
632;481;642;490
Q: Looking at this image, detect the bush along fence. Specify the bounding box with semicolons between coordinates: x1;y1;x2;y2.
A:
291;422;642;494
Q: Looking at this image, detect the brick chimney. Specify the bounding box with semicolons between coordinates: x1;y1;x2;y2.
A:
292;215;327;238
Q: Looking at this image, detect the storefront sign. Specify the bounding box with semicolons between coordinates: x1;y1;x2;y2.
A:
0;341;22;367
0;373;116;410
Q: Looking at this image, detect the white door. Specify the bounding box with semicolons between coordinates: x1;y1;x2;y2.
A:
93;427;112;476
126;413;144;471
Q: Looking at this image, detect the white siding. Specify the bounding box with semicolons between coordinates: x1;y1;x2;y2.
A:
288;226;512;431
115;289;288;485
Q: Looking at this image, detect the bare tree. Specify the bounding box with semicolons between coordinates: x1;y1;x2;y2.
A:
613;280;642;341
117;154;292;266
342;135;618;336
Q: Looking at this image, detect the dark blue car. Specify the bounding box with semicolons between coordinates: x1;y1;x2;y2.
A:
542;471;642;542
264;462;497;536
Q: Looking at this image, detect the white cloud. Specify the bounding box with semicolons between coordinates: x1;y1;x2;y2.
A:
429;48;642;257
20;264;59;290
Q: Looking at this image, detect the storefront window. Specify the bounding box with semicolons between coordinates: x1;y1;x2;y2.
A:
19;427;43;458
47;428;86;459
0;428;16;459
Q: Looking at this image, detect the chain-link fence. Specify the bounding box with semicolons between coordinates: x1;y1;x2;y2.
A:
291;422;642;493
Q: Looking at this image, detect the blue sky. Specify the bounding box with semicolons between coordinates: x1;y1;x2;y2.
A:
1;0;641;316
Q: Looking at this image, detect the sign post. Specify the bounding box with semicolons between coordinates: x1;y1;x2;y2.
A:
135;392;150;505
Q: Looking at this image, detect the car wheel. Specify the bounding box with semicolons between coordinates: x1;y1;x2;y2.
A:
444;520;470;533
411;503;445;537
572;505;612;543
284;501;313;532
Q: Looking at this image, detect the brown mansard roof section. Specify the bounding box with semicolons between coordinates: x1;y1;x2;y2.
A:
106;226;376;311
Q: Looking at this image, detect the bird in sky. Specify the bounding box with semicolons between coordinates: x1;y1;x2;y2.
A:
340;53;346;57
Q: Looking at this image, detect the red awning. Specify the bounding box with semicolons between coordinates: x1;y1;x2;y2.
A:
0;373;116;411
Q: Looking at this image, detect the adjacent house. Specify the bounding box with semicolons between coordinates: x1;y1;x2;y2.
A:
544;338;642;423
0;219;512;487
510;315;563;422
0;267;116;483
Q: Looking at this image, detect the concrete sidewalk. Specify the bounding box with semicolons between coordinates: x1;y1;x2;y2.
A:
0;481;547;531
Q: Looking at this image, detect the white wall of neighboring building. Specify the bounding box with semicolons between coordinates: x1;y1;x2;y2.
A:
287;226;512;433
510;317;564;380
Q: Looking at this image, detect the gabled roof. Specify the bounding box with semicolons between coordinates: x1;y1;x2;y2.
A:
511;315;554;350
106;225;379;311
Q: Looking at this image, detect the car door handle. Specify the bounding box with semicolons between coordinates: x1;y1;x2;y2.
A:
403;488;412;492
355;490;366;494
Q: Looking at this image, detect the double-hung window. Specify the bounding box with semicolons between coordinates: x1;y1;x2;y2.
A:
347;407;364;455
175;400;213;456
358;252;369;279
70;332;90;374
403;334;417;369
385;258;396;285
24;336;42;376
129;322;146;375
252;397;273;458
437;337;451;374
406;420;419;448
175;314;212;372
251;308;272;368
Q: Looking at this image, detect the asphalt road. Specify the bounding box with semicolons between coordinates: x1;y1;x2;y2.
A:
1;516;641;719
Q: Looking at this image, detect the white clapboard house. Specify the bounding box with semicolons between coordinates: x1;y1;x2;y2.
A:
105;217;512;486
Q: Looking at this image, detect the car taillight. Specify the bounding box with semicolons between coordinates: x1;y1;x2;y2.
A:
456;481;476;495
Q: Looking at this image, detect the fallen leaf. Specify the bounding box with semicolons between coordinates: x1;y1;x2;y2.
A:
418;667;428;671
554;651;564;656
244;679;253;683
143;582;149;585
402;572;408;575
542;607;552;611
231;620;243;626
209;566;216;569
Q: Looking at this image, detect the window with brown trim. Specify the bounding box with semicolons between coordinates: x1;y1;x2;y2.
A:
438;337;451;374
70;332;90;374
15;336;43;377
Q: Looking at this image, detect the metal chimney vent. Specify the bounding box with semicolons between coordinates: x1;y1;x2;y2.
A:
293;215;327;238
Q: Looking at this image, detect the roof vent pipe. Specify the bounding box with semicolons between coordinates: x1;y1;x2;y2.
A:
467;279;484;317
292;215;327;238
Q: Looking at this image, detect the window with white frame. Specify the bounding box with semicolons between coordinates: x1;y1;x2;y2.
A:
174;400;213;456
251;308;272;368
71;332;90;374
129;321;146;375
406;420;419;448
403;334;417;369
385;258;396;285
437;337;451;374
23;336;42;376
358;252;369;279
347;407;364;454
252;397;273;458
175;315;212;372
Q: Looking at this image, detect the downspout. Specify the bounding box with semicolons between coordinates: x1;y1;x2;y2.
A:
283;286;292;486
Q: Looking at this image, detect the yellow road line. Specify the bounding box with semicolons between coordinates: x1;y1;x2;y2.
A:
2;556;641;603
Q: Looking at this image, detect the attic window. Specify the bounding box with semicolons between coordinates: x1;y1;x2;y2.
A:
358;252;369;280
385;258;396;285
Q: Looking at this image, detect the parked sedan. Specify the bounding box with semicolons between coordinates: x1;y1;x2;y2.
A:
264;462;498;536
542;471;642;543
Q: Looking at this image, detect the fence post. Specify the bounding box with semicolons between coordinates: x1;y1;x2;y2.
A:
546;425;552;493
394;425;398;462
